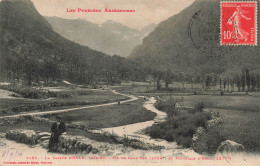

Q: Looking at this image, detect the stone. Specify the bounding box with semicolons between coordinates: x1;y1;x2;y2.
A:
192;127;205;141
207;117;223;128
5;130;137;155
61;148;67;153
0;132;6;138
57;147;64;153
40;140;49;148
217;140;245;154
37;132;51;137
86;146;92;154
92;148;98;154
38;136;50;142
6;130;38;145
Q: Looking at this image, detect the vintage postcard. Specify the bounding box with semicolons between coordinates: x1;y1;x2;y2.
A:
0;0;259;166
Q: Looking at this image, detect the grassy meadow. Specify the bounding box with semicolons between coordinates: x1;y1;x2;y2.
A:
0;88;128;116
197;108;260;153
160;93;260;153
43;99;156;129
0;82;259;153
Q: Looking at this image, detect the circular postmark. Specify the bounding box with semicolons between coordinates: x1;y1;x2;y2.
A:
188;10;234;58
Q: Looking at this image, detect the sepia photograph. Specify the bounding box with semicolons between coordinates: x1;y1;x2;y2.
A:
0;0;259;165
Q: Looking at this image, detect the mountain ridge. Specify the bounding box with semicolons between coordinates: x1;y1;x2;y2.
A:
0;0;145;84
129;0;260;77
45;16;156;57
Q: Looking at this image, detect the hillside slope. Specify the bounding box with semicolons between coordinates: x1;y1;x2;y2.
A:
0;0;141;84
130;0;260;76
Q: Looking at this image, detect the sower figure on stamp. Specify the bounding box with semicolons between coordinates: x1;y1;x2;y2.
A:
227;5;251;42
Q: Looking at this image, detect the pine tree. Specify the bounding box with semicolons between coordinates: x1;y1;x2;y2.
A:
250;73;256;91
236;74;241;92
223;78;227;91
256;73;260;91
230;78;234;92
245;68;250;91
241;70;246;92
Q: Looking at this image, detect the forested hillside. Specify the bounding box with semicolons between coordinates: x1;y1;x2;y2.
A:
0;0;146;85
130;0;260;78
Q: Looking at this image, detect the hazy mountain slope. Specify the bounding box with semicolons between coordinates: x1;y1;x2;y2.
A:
140;23;157;37
0;0;106;59
129;0;260;76
0;0;142;83
45;17;156;57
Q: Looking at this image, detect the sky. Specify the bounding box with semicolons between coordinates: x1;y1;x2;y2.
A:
31;0;195;30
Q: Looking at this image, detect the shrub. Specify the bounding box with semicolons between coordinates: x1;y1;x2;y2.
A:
195;102;205;112
146;125;165;138
206;130;226;154
194;127;226;154
187;108;196;114
76;90;93;96
166;107;179;118
11;93;19;97
192;112;211;128
176;136;193;148
164;131;174;142
147;99;213;150
155;98;177;113
164;120;179;129
155;100;164;110
175;124;196;137
0;85;48;99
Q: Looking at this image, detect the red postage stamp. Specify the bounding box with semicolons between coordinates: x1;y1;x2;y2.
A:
221;1;257;45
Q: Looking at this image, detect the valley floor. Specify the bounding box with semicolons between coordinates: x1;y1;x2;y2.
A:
0;83;260;166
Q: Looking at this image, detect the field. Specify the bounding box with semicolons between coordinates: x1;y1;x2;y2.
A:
43;99;156;129
0;83;259;154
207;108;260;152
0;88;128;116
0;97;156;145
114;84;260;153
160;93;260;153
172;95;259;112
0;86;157;147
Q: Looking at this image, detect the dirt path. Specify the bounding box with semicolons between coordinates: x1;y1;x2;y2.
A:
0;90;138;119
0;89;17;99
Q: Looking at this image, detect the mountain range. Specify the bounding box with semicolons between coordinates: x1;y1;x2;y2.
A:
0;0;144;84
45;17;157;57
1;0;259;85
130;0;260;77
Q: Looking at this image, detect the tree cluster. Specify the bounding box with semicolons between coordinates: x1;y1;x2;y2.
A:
234;69;260;92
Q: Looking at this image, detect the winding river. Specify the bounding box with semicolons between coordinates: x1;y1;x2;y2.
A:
100;96;201;157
